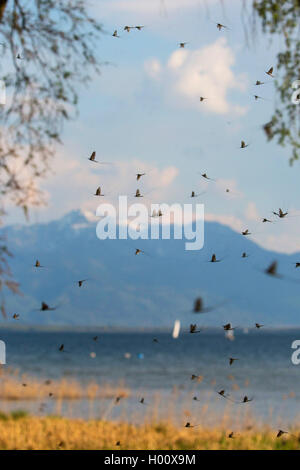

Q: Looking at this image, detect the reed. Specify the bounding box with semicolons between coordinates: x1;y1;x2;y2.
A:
0;368;129;400
0;414;297;450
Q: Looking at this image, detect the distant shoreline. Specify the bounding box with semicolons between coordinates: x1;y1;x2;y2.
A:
0;324;300;333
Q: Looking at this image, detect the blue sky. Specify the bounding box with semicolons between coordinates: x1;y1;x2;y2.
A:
7;0;300;254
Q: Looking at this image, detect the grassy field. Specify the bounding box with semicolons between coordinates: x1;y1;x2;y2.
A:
0;413;297;450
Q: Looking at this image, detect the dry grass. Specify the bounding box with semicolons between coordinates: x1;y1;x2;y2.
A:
0;414;297;450
0;368;129;400
0;369;298;449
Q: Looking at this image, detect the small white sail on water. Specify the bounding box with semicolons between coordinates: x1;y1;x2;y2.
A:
172;320;181;339
225;329;235;341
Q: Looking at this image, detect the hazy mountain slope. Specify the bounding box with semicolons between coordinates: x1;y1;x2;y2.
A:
2;210;300;327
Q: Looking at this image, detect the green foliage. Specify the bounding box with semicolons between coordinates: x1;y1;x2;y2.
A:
0;410;8;421
0;409;29;421
10;409;29;420
252;0;300;164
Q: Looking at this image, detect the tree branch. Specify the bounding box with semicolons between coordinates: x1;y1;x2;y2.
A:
0;0;7;22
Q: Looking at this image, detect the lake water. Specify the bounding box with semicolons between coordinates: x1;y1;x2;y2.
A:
0;328;299;428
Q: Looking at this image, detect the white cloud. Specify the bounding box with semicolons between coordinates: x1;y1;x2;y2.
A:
205;212;243;232
206;205;300;255
144;38;248;115
263;234;300;255
215;178;244;199
29;151;179;222
144;59;161;79
245;202;260;221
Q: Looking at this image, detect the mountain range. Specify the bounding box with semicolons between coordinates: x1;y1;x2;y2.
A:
2;210;300;327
